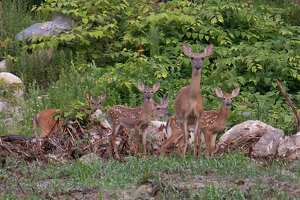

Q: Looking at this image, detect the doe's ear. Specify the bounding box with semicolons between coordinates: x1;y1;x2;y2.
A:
152;82;160;92
183;43;192;57
86;92;92;100
215;88;223;98
204;44;214;57
231;87;240;97
100;92;107;101
137;82;145;91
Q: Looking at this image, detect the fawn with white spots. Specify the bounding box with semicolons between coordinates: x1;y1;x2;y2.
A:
174;43;214;160
107;82;160;159
36;92;107;138
161;88;240;157
152;93;171;121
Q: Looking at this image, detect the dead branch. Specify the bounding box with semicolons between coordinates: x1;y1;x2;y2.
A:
82;137;107;150
276;79;300;132
48;138;65;152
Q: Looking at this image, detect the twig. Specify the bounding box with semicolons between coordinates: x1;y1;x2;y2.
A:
48;138;65;152
32;118;41;152
67;124;79;140
276;79;300;132
17;181;26;195
82;137;107;150
67;128;75;142
76;121;85;134
0;144;15;158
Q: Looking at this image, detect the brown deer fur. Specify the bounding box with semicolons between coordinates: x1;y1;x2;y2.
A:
162;88;240;157
107;82;160;159
174;43;213;160
36;92;107;138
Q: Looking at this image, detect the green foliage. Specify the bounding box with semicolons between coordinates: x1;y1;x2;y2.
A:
1;0;300;135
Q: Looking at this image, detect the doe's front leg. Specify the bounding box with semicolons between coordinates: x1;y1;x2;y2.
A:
142;126;149;158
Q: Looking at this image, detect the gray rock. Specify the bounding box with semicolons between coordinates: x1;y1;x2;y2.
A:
218;120;276;144
253;129;284;156
278;132;300;159
16;14;73;41
0;60;6;71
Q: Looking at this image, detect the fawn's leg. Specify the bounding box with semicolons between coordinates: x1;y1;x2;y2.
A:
211;133;218;158
134;125;140;157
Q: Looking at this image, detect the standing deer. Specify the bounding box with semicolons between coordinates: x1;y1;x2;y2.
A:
152;93;171;121
36;92;107;138
161;88;240;157
174;43;213;160
107;82;160;159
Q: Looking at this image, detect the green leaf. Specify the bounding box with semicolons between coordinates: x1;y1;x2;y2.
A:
143;6;149;13
205;36;209;41
192;33;198;39
94;31;103;38
82;18;88;24
92;54;98;59
264;78;271;84
199;34;204;40
186;32;191;38
166;38;171;44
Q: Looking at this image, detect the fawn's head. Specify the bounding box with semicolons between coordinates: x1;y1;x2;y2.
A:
85;92;107;110
153;93;171;119
215;88;240;108
183;43;214;72
137;82;160;101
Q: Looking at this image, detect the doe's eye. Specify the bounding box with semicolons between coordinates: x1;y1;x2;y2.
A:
157;108;160;110
201;57;204;60
223;98;226;100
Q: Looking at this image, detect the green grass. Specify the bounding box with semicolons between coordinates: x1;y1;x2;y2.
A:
1;153;300;199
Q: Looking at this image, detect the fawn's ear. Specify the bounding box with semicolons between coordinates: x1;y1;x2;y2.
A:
86;92;92;100
183;43;192;57
162;93;168;100
231;87;240;97
100;92;107;101
152;82;160;92
137;82;145;91
215;88;223;98
163;100;170;107
204;44;214;57
152;101;158;109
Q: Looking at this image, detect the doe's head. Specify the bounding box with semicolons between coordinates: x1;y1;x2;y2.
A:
215;88;240;108
153;93;171;120
137;82;160;101
85;92;107;110
183;43;214;72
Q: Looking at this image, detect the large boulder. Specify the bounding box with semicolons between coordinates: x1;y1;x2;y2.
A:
252;129;284;156
278;132;300;159
16;14;73;41
0;72;24;98
129;121;167;150
146;121;167;149
218;120;276;144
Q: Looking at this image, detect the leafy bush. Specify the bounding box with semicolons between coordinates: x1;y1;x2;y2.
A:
1;0;300;136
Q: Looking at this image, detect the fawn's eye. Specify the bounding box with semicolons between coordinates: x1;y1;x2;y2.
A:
191;57;194;60
144;91;146;93
223;98;225;100
201;57;204;60
157;108;160;110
